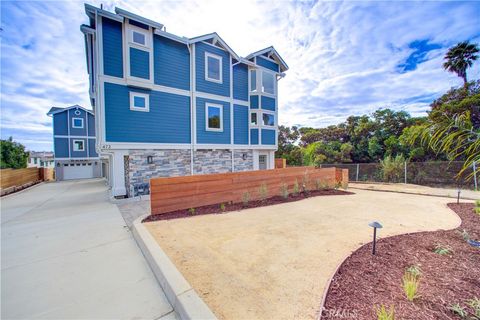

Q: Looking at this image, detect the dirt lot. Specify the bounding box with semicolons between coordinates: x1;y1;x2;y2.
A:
144;189;462;320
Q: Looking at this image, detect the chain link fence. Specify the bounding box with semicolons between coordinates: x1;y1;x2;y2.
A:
318;161;478;190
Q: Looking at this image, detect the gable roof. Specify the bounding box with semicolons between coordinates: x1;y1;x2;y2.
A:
189;32;240;60
47;105;94;116
246;46;289;72
114;7;164;30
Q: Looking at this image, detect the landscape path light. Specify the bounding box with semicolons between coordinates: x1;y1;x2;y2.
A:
457;188;461;204
368;221;383;255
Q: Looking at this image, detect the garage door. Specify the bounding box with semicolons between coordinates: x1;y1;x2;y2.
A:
63;164;94;180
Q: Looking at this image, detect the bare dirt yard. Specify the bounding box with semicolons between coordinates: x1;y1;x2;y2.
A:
144;189;462;320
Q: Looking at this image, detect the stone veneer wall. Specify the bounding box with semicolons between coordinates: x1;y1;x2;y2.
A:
193;149;232;175
128;149;191;196
233;149;254;172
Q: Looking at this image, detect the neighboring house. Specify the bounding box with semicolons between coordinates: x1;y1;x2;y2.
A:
81;5;288;197
28;151;55;168
46;105;101;180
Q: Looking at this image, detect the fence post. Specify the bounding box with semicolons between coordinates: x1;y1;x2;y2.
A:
474;161;478;191
356;163;359;182
404;162;407;184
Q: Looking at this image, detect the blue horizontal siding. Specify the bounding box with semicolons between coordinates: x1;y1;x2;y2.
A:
261;129;276;145
154;35;190;90
53;110;68;135
196;97;230;144
104;82;191;143
250;129;259;145
195;42;230;97
130;47;150;79
261;96;276;111
256;56;279;72
233;105;248;145
88;138;98;157
102;17;123;78
250;95;259;109
87;113;95;136
69;109;87;137
70;138;88;158
54;138;68;158
233;64;248;101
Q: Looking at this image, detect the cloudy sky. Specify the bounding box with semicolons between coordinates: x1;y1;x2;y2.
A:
1;0;479;151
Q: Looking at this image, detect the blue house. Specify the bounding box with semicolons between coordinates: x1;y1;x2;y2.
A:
81;5;288;197
47;105;101;180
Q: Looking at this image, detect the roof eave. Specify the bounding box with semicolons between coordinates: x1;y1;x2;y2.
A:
115;7;164;30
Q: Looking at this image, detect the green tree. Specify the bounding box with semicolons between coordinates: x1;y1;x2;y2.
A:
368;137;383;161
0;137;29;169
443;41;479;85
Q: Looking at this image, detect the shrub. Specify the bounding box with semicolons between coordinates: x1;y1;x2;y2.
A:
293;179;300;195
380;155;406;182
449;303;468;318
467;297;480;318
259;183;268;201
402;272;420;301
242;191;251;207
405;265;422;278
280;183;289;199
220;203;226;212
302;173;310;193
188;208;196;215
433;244;452;255
375;305;394;320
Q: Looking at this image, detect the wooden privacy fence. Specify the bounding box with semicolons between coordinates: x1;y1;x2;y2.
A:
1;167;55;196
275;158;287;168
150;166;348;215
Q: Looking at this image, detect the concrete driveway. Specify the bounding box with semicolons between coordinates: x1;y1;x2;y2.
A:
1;179;174;319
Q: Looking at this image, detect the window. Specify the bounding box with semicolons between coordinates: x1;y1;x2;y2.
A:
262;71;275;95
129;92;150;112
73;140;85;152
205;103;223;131
262;113;275;126
130;29;149;48
205;52;222;83
72;118;84;128
250;112;258;126
250;70;257;91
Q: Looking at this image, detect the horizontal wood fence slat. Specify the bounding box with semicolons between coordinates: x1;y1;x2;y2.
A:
1;168;41;190
150;167;348;215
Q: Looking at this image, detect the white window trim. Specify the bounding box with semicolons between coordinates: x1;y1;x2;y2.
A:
73;140;85;152
128;25;150;49
250;111;259;127
124;21;154;85
205;103;223;132
261;111;276;127
250;69;257;93
261;70;276;95
130;92;150;112
205;52;223;84
72;117;84;129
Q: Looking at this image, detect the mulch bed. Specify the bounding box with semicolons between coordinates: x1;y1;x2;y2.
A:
142;189;354;222
322;203;480;319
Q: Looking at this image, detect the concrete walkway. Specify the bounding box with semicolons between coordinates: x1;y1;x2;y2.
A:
1;179;175;319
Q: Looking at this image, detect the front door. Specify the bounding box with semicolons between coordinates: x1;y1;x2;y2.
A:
259;154;267;170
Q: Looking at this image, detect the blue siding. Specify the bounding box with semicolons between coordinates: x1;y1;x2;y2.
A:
233;64;248;101
70;138;88;158
154;35;190;90
250;129;259;145
261;129;276;145
233;105;248;145
250;95;259;109
88;138;98;157
195;42;230;97
102;18;123;78
261;96;276;111
104;82;191;143
53;110;68;135
256;56;279;72
196;97;230;144
54;138;69;158
69;109;87;136
87;113;95;136
130;47;150;79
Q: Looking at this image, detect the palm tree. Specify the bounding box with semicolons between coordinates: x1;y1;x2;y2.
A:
443;41;479;85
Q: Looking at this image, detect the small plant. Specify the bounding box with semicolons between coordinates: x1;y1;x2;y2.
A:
315;179;322;190
242;191;250;207
259;183;268;201
433;244;452;255
302;173;310;194
375;304;394;320
280;183;289;199
402;272;420;302
449;303;468;318
334;181;342;190
188;208;196;215
475;200;480;215
405;265;422;278
220;203;226;212
467;297;480;317
293;179;300;195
